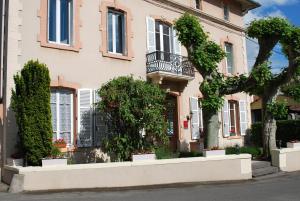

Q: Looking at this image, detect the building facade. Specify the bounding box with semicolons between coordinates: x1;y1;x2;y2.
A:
0;0;259;165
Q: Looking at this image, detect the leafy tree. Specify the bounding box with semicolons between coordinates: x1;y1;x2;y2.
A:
175;14;300;158
97;76;168;161
174;14;247;148
11;60;53;166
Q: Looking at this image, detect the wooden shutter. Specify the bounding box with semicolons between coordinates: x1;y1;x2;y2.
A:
50;90;58;141
190;97;200;140
146;16;156;53
173;29;181;55
239;100;248;136
199;101;204;132
77;89;93;147
223;100;230;137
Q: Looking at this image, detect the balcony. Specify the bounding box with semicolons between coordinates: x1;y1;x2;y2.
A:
146;51;195;84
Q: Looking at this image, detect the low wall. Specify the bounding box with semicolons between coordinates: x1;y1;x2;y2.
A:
271;148;300;172
4;154;252;192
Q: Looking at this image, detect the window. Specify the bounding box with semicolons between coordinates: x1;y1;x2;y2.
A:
51;89;74;147
107;9;125;54
48;0;73;45
224;3;229;21
225;42;234;74
195;0;201;9
223;100;248;137
229;101;239;136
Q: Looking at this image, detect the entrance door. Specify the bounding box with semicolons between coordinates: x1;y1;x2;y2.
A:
166;95;178;151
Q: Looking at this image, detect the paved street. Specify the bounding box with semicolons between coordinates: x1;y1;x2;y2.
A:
0;172;300;201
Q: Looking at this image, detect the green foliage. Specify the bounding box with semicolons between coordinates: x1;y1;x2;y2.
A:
98;76;168;161
282;78;300;102
247;17;291;40
174;13;225;75
225;146;262;158
249;62;273;95
50;146;62;159
11;60;53;166
266;101;288;120
179;151;203;158
251;120;300;147
155;147;179;160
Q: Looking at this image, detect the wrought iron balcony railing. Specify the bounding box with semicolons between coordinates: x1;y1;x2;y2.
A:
146;51;195;78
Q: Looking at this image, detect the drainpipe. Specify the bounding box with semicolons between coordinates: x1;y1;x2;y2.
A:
1;0;9;180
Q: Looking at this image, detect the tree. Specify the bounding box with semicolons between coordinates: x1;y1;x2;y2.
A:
174;14;248;148
246;18;300;158
175;14;300;158
11;60;53;166
97;76;168;161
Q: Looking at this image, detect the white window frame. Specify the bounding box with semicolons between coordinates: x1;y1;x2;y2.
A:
225;42;234;74
229;101;237;135
48;0;74;45
107;9;126;55
52;90;74;147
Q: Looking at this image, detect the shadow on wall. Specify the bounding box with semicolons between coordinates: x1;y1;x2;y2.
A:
5;107;19;160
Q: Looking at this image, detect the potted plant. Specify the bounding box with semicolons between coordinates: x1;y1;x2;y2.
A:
42;146;67;167
203;146;226;157
230;129;236;137
287;140;300;148
54;138;68;152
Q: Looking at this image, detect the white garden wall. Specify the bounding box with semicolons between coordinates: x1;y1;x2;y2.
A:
4;154;252;193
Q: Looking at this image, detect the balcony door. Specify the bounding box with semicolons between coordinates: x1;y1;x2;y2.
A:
155;21;171;61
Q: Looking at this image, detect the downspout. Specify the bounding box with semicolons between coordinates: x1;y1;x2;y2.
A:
1;0;9;179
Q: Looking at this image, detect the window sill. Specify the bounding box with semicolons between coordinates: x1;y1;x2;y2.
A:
41;42;80;52
226;136;242;140
102;51;133;61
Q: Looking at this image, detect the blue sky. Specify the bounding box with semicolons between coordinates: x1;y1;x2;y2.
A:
244;0;300;73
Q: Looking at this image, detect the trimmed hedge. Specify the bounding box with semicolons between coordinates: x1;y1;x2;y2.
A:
251;120;300;147
11;60;53;166
226;146;262;158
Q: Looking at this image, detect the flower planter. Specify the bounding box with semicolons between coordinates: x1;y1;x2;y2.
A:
203;150;226;157
58;147;68;153
7;158;24;166
287;142;300;149
42;158;67;167
54;144;67;148
132;154;156;162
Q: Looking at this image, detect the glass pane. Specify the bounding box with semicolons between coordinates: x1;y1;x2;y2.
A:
163;35;170;53
225;43;233;74
108;12;113;52
163;24;170;35
60;0;70;44
48;0;57;42
115;13;124;54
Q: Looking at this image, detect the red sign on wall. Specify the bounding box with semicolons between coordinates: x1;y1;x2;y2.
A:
183;120;189;129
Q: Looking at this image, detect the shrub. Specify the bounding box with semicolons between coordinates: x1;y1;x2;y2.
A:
225;146;262;158
98;76;168;161
155;147;179;160
179;151;203;158
251;120;300;147
11;60;53;166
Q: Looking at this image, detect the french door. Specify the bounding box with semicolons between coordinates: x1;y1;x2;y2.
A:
155;21;171;61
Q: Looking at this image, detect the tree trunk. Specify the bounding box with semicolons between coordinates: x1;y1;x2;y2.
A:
262;97;277;159
203;109;220;149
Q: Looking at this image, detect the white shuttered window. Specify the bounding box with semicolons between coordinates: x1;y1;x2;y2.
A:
50;89;73;146
77;89;93;147
239;100;248;136
223;100;230;137
146;16;156;53
190;97;200;140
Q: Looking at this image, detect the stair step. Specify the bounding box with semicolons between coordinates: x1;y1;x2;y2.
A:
252;161;271;170
252;166;279;177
